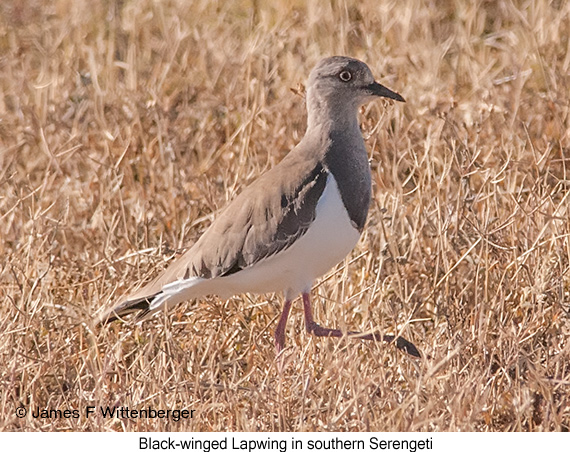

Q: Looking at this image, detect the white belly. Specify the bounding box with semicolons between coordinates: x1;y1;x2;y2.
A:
210;173;361;299
151;173;362;313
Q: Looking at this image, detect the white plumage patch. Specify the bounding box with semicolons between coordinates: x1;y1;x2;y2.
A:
147;173;361;313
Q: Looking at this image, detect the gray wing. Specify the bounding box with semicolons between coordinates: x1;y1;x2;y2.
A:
120;157;330;302
191;161;329;277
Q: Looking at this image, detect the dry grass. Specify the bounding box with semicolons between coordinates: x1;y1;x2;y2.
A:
1;0;569;432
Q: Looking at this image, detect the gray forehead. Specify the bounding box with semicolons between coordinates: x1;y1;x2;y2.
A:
311;57;374;80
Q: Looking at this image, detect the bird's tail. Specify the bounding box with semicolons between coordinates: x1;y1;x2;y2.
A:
96;295;157;325
96;276;208;326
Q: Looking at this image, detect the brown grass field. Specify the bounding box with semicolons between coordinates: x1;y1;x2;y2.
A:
1;0;570;432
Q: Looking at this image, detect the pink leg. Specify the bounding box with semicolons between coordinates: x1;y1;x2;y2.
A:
274;298;293;355
302;292;343;337
302;292;420;357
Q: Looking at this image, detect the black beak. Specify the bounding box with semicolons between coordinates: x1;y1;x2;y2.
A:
367;81;405;102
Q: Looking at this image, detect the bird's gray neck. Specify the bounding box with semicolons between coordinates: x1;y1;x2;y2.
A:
303;93;372;232
306;93;361;136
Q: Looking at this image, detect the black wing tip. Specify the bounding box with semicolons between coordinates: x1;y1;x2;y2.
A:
96;297;155;326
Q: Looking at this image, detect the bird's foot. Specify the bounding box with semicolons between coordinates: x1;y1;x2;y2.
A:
306;321;421;358
306;321;343;337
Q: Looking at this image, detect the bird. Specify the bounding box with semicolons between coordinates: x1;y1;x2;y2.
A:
98;56;420;358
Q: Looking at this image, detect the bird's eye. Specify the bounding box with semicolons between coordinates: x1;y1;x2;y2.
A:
339;70;352;82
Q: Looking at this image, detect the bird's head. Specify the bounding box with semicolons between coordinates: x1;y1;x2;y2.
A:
306;56;404;128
